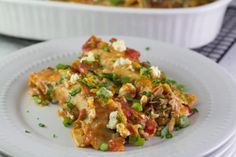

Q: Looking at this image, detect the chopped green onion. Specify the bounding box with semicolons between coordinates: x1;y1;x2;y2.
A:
110;0;123;5
156;130;161;136
67;101;74;110
166;133;173;139
142;91;152;97
56;63;70;70
176;84;186;92
45;83;54;100
25;130;30;133
160;126;168;138
192;108;199;114
140;67;151;77
96;87;113;98
53;134;57;138
33;96;42;104
101;46;109;52
120;77;130;84
69;87;81;96
128;135;145;146
99;81;113;88
145;47;150;51
102;73;117;80
99;143;109;151
63;117;73;127
141;61;151;68
131;102;143;112
38;123;46;128
176;115;190;128
59;75;65;84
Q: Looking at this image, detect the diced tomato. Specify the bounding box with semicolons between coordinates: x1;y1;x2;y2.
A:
125;48;141;60
108;137;125;151
144;119;157;136
110;38;117;43
126;124;136;135
183;104;192;117
119;100;132;119
78;63;88;74
82;85;90;95
72;61;88;74
79;109;87;120
82;43;91;52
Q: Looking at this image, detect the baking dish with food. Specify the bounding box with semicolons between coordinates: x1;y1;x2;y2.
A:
0;0;231;48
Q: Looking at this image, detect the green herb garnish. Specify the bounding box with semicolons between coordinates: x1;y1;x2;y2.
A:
192;108;199;114
96;87;113;101
140;67;151;78
101;46;109;52
176;84;186;92
33;96;42;104
166;133;173;139
56;63;70;70
120;77;130;84
142;91;152;97
102;73;117;80
176;115;190;128
128;135;145;146
69;87;81;96
100;143;109;151
141;61;151;68
38;123;46;128
67;101;74;110
98;81;113;88
25;130;30;133
63;117;73;127
53;134;57;138
110;0;123;5
131;102;143;112
156;130;161;136
160;126;168;138
45;83;54;100
145;47;150;51
153;76;186;92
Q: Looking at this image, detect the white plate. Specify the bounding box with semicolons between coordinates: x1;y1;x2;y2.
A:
0;36;236;157
207;132;236;157
221;136;236;157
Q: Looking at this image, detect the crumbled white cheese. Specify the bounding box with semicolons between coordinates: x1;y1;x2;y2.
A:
128;65;135;71
66;111;74;120
106;111;119;129
88;108;96;122
150;66;161;78
112;40;127;52
70;73;79;84
116;123;130;138
119;83;136;98
113;58;132;68
80;52;96;63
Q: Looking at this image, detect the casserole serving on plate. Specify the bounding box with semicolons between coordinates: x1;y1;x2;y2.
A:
0;0;231;48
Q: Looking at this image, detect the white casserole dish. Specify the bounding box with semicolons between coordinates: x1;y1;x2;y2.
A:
0;0;232;48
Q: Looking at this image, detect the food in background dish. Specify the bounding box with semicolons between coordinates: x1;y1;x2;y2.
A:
54;0;215;8
28;36;197;151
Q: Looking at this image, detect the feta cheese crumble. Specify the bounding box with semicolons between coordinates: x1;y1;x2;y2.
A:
106;111;119;129
113;58;132;68
112;40;127;52
116;123;130;138
70;74;79;84
80;52;96;63
150;66;161;78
